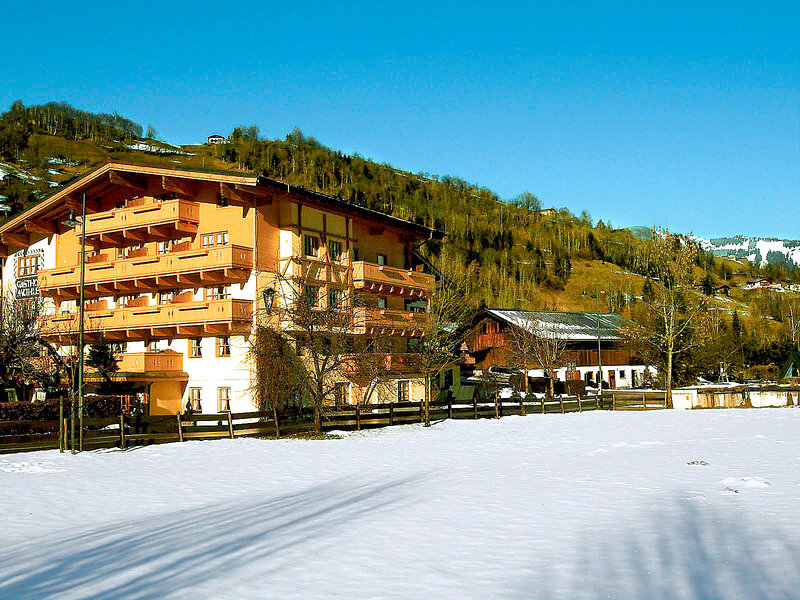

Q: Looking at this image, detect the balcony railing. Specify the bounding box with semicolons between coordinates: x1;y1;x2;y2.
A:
352;307;428;337
280;256;350;285
117;351;184;373
43;299;253;341
352;261;434;297
79;198;200;247
39;245;253;299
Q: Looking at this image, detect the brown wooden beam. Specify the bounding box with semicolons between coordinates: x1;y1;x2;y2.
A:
0;245;8;259
177;325;204;337
109;170;148;193
161;176;195;197
25;219;58;235
0;232;30;247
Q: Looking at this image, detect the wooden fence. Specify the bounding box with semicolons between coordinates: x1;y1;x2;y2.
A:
0;390;668;455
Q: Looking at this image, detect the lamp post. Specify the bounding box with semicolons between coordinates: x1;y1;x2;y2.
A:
62;193;87;452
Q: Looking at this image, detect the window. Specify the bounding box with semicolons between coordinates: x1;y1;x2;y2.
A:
302;285;320;308
190;338;202;358
333;382;350;408
377;296;388;310
352;248;359;261
16;255;40;277
158;291;175;305
117;295;138;308
329;288;344;310
216;336;231;357
207;286;229;301
217;387;231;412
189;388;202;412
157;241;171;254
619;370;626;380
377;253;387;266
303;235;319;257
404;298;426;313
328;240;342;262
146;340;161;353
202;231;229;248
397;380;410;402
111;342;127;354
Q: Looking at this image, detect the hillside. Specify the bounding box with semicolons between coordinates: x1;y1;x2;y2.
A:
695;235;800;268
1;101;798;381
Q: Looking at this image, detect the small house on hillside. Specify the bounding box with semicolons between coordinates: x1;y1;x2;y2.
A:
206;134;227;145
463;309;654;389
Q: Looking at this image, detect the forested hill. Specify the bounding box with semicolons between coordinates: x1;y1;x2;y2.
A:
1;102;797;314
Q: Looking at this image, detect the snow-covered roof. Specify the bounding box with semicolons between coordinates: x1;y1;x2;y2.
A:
484;309;634;341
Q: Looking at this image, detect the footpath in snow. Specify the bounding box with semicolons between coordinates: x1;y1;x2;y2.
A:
1;409;799;599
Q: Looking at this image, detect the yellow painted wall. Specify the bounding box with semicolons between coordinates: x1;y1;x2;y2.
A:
148;380;187;415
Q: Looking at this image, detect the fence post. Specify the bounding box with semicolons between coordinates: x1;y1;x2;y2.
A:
642;392;646;410
119;414;125;449
612;393;617;411
473;396;478;419
541;395;546;414
227;411;235;439
176;412;184;442
520;395;526;416
577;394;582;412
356;405;361;431
447;397;452;420
419;400;424;423
61;418;67;452
274;412;280;439
389;403;394;426
559;396;564;414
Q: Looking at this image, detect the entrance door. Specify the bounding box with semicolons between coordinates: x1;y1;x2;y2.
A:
608;370;616;389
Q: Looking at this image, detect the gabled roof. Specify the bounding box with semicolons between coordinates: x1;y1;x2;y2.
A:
481;309;634;341
0;161;438;258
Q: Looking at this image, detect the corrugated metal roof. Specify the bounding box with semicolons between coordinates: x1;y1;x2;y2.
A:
485;309;633;341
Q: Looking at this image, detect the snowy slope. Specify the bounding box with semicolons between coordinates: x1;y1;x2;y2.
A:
693;234;800;267
1;410;798;599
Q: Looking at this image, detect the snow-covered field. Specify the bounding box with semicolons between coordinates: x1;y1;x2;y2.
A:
2;410;799;599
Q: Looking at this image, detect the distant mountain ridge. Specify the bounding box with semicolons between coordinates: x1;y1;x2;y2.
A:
693;235;800;267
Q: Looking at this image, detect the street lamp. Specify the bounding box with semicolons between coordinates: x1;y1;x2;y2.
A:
61;193;87;452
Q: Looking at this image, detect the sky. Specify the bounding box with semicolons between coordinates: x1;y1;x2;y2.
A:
1;1;797;239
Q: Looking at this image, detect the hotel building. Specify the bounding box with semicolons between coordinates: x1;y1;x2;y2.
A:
0;163;436;414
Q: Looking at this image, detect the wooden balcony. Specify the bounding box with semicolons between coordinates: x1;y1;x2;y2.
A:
352;261;434;297
39;245;253;300
281;256;350;285
79;197;200;248
42;298;253;342
352;307;428;337
117;350;184;373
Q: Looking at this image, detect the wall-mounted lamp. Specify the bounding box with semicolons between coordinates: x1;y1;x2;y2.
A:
262;287;276;312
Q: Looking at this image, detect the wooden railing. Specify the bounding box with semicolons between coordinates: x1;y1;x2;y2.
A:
39;245;253;298
352;261;434;296
42;298;253;340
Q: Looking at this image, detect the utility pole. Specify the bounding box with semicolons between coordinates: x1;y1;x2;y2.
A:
78;193;86;451
596;282;603;401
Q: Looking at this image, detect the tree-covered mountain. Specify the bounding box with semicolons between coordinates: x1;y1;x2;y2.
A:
1;103;798;383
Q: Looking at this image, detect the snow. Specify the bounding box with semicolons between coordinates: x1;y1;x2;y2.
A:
1;410;798;599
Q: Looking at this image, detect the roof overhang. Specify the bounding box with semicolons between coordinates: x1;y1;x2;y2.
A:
0;161;439;259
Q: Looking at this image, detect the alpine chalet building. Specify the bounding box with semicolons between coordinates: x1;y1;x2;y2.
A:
0;163;436;413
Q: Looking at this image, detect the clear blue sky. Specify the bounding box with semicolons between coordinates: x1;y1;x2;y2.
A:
2;1;797;239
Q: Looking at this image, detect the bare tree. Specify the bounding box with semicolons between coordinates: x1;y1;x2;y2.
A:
509;314;568;399
249;326;305;436
626;234;708;406
345;336;404;405
411;251;476;426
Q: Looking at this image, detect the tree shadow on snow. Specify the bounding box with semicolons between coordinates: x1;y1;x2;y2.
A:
0;476;417;599
513;497;799;600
